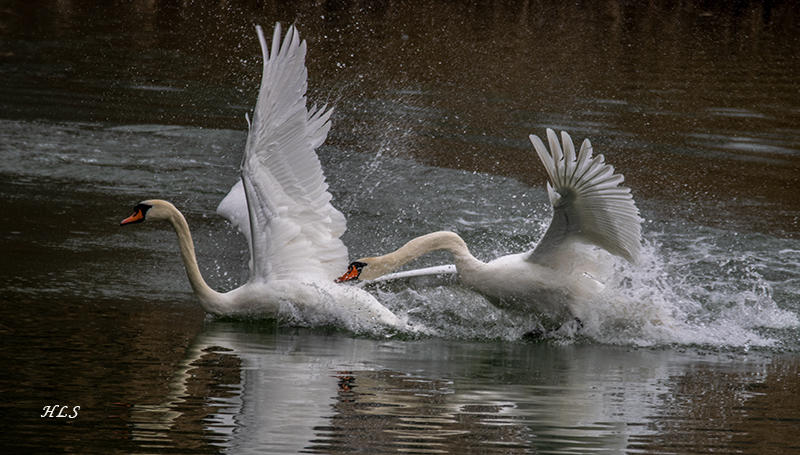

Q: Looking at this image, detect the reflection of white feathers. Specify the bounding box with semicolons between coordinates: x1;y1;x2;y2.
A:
131;327;340;453
133;325;722;452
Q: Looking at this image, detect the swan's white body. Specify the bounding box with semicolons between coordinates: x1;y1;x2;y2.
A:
342;129;642;323
121;24;403;332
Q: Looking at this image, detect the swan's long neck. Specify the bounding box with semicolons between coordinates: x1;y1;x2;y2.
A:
164;206;226;312
360;231;483;280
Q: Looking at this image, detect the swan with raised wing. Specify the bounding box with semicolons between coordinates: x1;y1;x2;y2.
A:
120;24;410;331
337;129;642;323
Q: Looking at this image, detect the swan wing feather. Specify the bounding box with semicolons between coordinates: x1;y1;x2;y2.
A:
526;129;642;267
217;179;250;242
217;24;347;282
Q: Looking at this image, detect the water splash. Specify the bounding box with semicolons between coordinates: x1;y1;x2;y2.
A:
574;236;797;348
371;230;800;349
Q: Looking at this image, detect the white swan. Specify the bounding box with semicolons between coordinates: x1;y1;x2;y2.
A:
337;129;642;323
120;24;404;331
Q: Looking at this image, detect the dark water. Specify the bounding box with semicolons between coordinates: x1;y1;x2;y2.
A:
2;1;800;453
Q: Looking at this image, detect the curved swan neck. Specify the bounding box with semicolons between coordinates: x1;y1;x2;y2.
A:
361;231;482;280
162;204;224;309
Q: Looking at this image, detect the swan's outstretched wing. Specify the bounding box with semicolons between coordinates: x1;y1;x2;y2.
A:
218;24;346;282
216;98;335;250
526;129;641;268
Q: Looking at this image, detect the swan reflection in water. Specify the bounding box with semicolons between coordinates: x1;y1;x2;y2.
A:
127;322;755;454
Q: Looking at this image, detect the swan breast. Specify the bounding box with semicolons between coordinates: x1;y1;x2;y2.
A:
221;280;402;331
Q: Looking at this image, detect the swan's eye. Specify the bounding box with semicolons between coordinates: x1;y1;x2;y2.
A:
120;203;151;226
336;261;366;283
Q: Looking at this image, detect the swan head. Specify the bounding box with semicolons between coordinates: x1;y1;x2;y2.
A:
120;199;176;225
335;261;368;282
336;257;398;282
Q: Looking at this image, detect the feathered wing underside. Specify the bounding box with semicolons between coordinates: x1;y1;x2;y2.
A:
526;129;642;268
217;24;347;282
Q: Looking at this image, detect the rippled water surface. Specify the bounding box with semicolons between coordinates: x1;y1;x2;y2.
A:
1;1;799;453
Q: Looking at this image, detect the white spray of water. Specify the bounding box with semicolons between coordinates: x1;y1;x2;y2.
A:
361;234;799;349
574;238;796;347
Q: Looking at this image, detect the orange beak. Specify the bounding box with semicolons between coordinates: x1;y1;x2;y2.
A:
335;264;361;283
120;209;145;226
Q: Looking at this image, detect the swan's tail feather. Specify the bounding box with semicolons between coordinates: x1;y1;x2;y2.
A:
528;129;642;264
